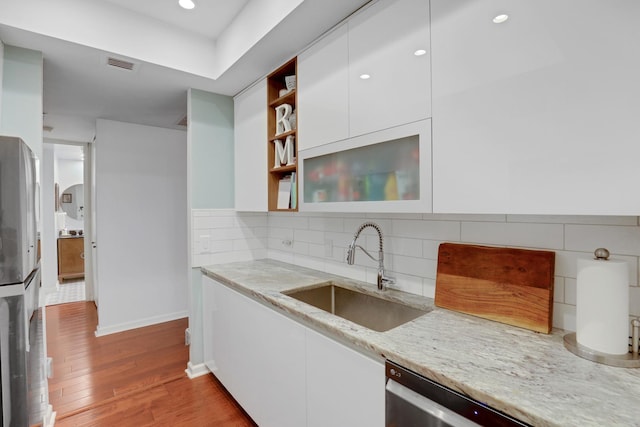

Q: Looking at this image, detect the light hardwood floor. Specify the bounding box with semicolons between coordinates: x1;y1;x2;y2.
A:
46;302;256;426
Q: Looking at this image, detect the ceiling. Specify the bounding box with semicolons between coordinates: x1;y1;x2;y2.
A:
0;0;370;143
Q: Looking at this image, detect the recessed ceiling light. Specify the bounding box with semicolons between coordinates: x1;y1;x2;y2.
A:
414;49;427;56
492;14;508;24
360;74;371;80
179;0;195;10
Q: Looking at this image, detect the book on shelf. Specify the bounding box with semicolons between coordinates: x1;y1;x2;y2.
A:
290;172;297;210
277;175;292;209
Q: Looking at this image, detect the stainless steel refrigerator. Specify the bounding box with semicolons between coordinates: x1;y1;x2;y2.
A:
0;136;39;427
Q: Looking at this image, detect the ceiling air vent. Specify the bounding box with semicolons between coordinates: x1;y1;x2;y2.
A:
107;57;136;71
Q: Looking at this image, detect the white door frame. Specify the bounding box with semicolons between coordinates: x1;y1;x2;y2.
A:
82;141;97;304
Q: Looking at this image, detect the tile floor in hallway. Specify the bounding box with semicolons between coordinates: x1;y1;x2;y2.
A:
45;281;86;306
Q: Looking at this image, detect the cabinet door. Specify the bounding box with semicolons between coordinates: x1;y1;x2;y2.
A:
348;0;431;137
432;0;640;214
203;276;306;427
298;23;349;151
299;119;432;213
306;327;385;427
234;79;268;211
57;237;84;280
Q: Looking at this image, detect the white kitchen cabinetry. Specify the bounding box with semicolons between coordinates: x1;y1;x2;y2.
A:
297;24;349;151
297;0;430;151
202;275;385;426
234;79;267;211
202;275;306;427
348;0;430;137
306;327;384;427
431;0;640;214
300;119;431;212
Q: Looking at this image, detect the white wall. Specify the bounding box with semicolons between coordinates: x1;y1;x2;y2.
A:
95;119;188;335
0;45;42;158
40;144;58;295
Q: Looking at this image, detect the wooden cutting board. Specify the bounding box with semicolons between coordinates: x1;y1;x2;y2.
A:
435;243;555;333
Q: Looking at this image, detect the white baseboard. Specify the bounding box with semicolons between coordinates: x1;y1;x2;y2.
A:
185;361;210;379
43;406;56;427
94;310;188;337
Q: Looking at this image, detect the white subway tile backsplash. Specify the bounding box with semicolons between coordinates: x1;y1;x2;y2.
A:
507;215;637;226
292;240;310;256
461;221;564;249
210;240;234;253
236;215;268;228
388;272;424;295
308;216;344;232
269;226;294;241
553;277;565;304
233;238;266;252
292;254;326;273
553;303;576;331
269;249;294;264
564;278;577;305
344;218;392;234
630;287;640;317
423;278;436;298
191;209;640;332
308;242;326;259
392;219;460;241
385;237;423;258
268;214;309;230
565;224;640;256
422;240;443;260
392;254;435;279
294;229;325;245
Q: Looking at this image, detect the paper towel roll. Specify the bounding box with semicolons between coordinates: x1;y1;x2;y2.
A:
576;257;629;355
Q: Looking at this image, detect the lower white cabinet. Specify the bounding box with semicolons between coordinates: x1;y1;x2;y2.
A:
306;327;384;427
202;275;306;427
202;275;385;427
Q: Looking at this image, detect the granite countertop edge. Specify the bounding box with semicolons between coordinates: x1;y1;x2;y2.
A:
202;259;640;427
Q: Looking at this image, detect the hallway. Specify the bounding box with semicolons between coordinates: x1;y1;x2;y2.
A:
46;302;255;426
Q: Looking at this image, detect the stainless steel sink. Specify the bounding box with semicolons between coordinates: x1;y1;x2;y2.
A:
283;282;431;332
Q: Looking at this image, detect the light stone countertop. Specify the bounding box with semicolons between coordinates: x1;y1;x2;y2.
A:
202;259;640;427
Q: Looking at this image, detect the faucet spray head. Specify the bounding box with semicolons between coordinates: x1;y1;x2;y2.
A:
346;242;356;265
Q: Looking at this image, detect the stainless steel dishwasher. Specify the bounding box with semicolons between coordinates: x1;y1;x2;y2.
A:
386;360;530;427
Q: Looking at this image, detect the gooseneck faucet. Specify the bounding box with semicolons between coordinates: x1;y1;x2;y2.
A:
346;222;395;290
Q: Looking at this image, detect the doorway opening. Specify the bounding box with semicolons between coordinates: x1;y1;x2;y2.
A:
42;141;95;307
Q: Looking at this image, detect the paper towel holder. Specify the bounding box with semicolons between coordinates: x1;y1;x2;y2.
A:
563;331;640;368
563;248;640;367
594;247;610;260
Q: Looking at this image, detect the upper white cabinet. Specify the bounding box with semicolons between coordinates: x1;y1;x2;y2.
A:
298;24;349;151
348;0;430;137
300;119;431;212
297;0;430;151
234;79;267;211
431;0;640;214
